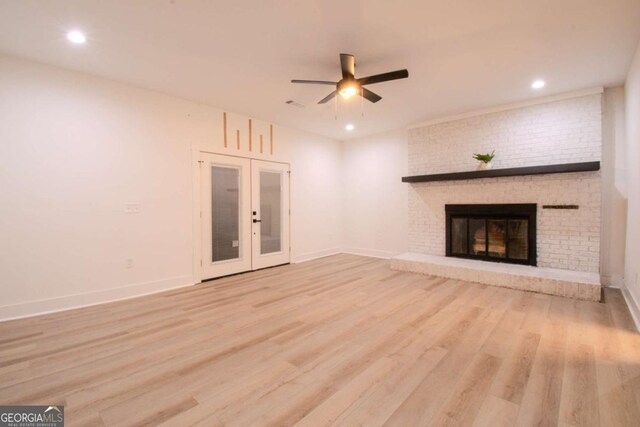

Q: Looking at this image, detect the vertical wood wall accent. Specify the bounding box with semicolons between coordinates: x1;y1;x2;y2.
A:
221;113;276;156
270;124;274;155
223;112;228;148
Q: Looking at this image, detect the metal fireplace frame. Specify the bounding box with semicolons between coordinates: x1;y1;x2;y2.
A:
445;204;537;266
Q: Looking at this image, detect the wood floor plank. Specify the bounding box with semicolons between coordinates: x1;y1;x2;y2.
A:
294;356;397;427
432;352;502;426
329;346;447;427
489;330;541;404
472;395;519;427
515;297;569;426
0;254;638;427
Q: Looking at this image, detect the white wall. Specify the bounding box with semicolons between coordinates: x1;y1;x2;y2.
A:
0;55;342;319
278;126;343;262
623;41;640;321
341;130;408;258
601;87;627;287
1;52;635;320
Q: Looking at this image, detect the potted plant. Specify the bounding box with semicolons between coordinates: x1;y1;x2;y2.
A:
473;151;495;170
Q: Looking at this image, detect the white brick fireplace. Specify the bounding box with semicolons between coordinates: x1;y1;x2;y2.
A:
392;91;603;301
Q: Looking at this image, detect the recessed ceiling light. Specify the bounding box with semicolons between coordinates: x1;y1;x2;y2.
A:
66;30;87;44
345;124;355;131
531;79;545;89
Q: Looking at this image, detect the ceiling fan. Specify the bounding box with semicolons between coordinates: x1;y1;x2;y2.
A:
291;53;409;104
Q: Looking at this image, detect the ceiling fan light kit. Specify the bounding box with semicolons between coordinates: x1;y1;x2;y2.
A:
337;80;358;99
291;53;409;104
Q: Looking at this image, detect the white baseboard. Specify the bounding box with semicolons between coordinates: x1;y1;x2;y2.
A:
0;247;407;322
621;286;640;332
293;247;402;263
293;248;343;263
342;247;401;259
0;275;194;322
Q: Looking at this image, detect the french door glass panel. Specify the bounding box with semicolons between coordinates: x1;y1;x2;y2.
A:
260;171;282;255
200;153;251;280
211;166;240;262
251;160;290;270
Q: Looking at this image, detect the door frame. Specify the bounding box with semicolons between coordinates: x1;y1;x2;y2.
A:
192;149;291;283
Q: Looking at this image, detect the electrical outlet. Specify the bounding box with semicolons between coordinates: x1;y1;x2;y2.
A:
125;258;134;269
125;203;140;214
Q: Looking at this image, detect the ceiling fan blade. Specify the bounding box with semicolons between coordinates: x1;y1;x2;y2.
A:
358;69;409;86
291;79;337;85
318;91;337;104
340;54;355;78
360;87;382;103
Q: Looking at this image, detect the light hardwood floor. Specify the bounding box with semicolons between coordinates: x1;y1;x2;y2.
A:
1;254;639;426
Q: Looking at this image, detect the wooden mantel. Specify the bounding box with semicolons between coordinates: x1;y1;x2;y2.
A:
401;161;600;183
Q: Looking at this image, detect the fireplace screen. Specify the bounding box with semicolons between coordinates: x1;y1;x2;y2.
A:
446;204;536;266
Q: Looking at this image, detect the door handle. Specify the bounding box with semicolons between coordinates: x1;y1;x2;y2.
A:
253;219;262;223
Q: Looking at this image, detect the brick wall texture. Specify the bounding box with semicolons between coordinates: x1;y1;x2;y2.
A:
407;94;602;273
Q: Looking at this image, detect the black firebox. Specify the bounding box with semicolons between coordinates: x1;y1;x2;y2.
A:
445;204;537;266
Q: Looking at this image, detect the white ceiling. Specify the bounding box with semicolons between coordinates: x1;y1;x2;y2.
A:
1;0;639;140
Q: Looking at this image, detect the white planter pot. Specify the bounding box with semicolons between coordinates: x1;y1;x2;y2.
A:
477;161;493;170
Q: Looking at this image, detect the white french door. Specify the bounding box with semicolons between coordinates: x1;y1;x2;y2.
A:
200;153;290;280
251;160;290;270
200;154;252;279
